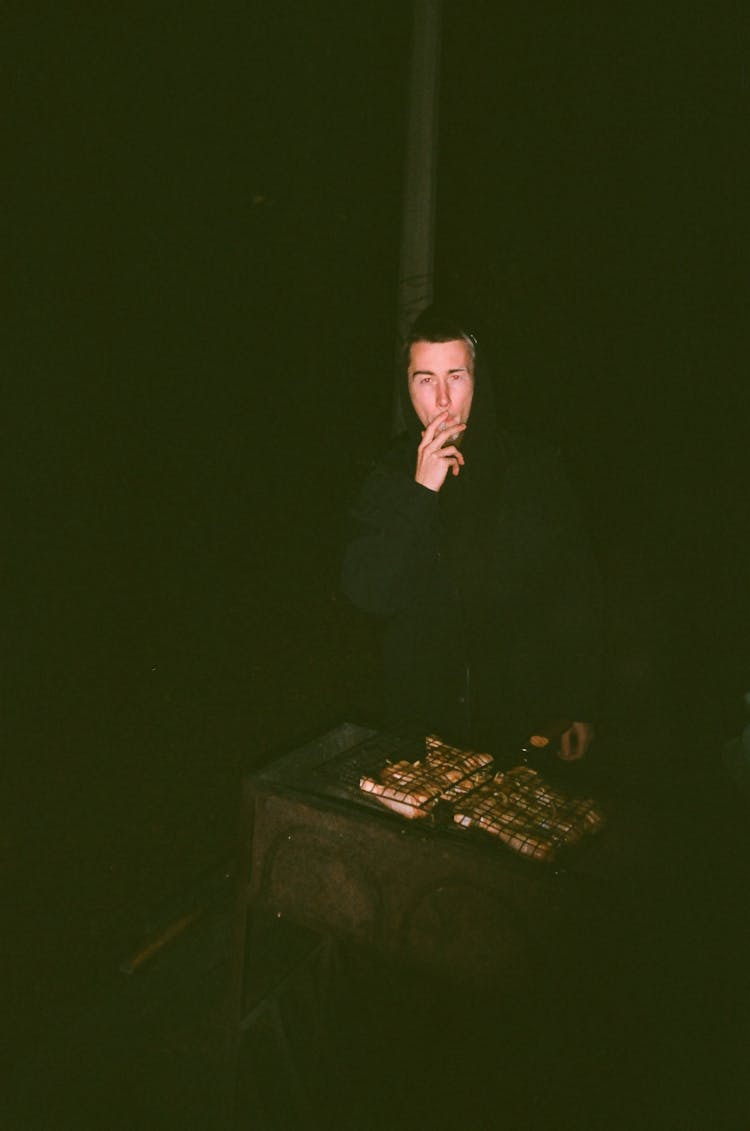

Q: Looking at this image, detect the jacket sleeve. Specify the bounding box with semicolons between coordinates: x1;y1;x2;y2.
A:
340;464;440;616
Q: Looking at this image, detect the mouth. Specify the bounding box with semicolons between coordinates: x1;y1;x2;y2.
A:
438;421;464;448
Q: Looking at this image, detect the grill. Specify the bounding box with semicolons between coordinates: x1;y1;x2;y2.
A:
225;722;619;1127
229;723;610;990
284;724;526;796
265;724;605;860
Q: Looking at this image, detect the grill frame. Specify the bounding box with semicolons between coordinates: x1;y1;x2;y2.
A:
232;723;611;973
224;722;624;1124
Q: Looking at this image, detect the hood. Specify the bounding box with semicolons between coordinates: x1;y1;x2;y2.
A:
392;308;501;484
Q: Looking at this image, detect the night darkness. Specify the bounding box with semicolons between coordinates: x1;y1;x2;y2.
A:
5;4;750;1127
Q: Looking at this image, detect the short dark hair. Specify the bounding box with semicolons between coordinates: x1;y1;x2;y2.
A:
403;306;478;373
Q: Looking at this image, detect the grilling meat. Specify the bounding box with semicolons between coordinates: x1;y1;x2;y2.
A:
453;765;605;861
360;737;604;860
359;735;494;819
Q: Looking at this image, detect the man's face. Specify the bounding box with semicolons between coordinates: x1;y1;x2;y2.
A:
408;339;475;433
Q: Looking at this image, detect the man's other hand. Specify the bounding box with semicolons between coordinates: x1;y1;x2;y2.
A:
558;721;594;761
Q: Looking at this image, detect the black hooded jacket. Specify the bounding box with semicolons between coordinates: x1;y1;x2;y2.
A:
341;347;602;753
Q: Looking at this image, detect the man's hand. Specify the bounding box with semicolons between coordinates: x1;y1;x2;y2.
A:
557;721;594;761
414;411;466;492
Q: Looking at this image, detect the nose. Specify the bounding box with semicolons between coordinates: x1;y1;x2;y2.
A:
436;380;451;409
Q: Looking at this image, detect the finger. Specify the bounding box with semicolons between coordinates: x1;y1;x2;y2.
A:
576;729;592;759
440;454;460;476
434;449;464;480
558;729;578;760
421;411;451;445
436;444;463;460
437;418;465;438
429;424;467;454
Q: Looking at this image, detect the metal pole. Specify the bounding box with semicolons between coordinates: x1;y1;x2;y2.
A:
394;0;442;431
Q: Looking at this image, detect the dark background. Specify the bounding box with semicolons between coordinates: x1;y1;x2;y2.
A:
8;3;746;741
4;2;749;1122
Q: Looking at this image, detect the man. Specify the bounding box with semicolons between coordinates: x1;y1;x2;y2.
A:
341;307;601;760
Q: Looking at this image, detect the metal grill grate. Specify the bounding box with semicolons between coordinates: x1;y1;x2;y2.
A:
312;729;426;793
307;729;605;863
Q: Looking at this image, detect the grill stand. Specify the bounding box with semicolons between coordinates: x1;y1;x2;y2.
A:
223;723;614;1128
